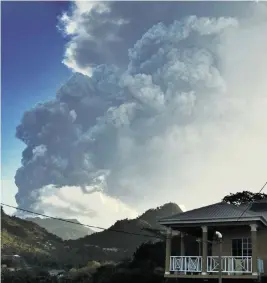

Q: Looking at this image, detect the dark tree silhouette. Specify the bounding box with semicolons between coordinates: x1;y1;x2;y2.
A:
222;191;267;206
132;241;165;268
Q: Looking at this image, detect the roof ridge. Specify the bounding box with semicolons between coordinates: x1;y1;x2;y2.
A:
158;201;226;221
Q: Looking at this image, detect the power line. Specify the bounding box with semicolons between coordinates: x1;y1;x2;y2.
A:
1;203;163;240
2;183;266;243
236;180;267;222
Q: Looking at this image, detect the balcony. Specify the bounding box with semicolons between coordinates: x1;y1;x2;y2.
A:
169;256;264;277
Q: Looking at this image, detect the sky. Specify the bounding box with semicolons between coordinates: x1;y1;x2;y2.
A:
1;1;71;212
1;1;267;229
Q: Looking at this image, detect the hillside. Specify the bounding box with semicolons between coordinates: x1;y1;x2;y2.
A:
1;207;109;268
68;203;182;261
1;202;183;267
1;207;67;267
26;217;94;240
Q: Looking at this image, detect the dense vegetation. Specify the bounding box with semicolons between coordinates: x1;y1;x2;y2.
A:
222;191;267;206
1;206;67;268
1;241;167;283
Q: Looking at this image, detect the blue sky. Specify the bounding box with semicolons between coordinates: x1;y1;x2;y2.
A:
1;1;72;210
2;1;71;179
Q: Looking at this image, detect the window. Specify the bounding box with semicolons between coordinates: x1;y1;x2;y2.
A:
232;238;252;257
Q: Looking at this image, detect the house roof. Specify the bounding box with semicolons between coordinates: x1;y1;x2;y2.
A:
158;201;267;226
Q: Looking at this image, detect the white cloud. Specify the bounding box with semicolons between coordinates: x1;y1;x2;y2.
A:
179;204;186;212
1;178;138;229
1;180;18;215
34;185;138;230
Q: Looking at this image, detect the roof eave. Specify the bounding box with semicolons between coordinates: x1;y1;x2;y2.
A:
159;216;267;227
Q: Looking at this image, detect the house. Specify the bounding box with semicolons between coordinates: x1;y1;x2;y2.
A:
1;254;28;271
158;200;267;280
48;269;66;277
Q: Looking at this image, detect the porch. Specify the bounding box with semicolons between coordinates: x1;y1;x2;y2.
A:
164;223;265;279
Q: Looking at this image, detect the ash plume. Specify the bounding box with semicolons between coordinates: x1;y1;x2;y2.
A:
15;2;267;215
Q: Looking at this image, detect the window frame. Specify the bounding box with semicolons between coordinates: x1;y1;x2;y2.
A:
231;238;252;257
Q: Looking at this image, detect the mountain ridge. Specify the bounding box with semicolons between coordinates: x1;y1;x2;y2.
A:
67;202;182;261
25;216;94;240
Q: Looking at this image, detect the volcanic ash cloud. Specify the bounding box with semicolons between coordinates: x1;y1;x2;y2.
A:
15;4;267;215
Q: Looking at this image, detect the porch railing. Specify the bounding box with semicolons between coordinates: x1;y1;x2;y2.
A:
170;256;202;273
258;258;264;274
207;256;252;273
169;256;263;274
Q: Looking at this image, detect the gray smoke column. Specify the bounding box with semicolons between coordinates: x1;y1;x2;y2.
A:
15;3;267;212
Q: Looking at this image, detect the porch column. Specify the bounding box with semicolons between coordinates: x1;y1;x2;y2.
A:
180;232;185;256
196;238;201;256
250;224;258;276
165;227;172;275
201;226;208;275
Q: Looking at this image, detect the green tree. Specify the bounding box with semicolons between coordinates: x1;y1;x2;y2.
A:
132;241;165;268
222;191;267;206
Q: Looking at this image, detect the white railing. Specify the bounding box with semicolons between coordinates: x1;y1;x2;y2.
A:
207;256;252;274
170;256;202;273
170;256;264;275
258;258;264;274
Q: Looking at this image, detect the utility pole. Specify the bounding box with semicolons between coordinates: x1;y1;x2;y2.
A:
215;231;223;283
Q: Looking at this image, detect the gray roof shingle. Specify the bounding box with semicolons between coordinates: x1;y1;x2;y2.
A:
158;201;267;225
